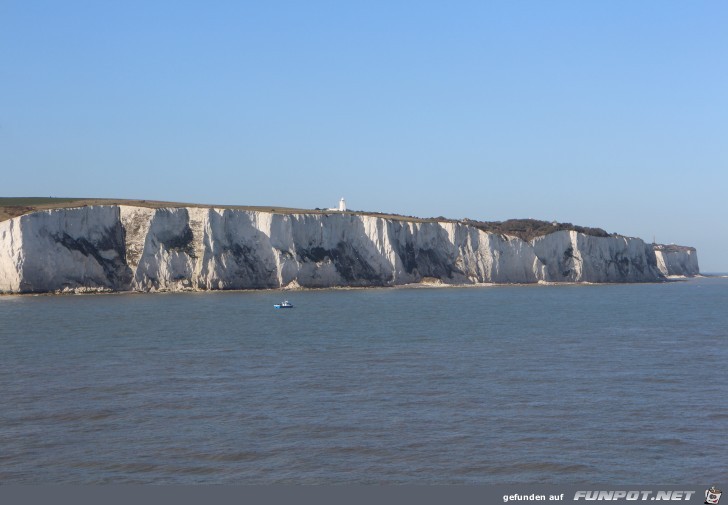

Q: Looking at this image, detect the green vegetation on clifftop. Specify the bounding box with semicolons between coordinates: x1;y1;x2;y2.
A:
464;218;612;242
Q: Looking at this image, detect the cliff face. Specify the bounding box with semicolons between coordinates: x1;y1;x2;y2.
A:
653;244;699;277
0;206;700;293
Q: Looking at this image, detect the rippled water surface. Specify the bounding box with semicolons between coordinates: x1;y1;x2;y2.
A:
1;278;727;483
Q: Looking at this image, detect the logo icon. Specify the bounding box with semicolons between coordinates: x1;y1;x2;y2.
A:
706;486;722;505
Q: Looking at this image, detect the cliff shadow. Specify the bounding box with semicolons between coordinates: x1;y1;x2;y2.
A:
20;206;132;293
290;214;396;287
199;209;280;289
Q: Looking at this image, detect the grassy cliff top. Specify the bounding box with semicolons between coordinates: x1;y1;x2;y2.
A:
463;218;613;242
0;197;442;224
0;197;333;223
654;243;697;253
0;197;647;243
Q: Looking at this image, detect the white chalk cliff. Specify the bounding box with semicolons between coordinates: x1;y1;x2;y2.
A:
0;206;699;294
653;244;700;277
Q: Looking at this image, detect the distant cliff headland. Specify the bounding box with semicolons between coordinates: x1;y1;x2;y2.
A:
0;197;699;294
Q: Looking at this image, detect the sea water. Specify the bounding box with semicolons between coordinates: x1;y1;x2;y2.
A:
1;277;726;484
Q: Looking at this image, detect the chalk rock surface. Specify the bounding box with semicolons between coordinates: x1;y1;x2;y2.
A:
653;244;700;277
0;206;699;293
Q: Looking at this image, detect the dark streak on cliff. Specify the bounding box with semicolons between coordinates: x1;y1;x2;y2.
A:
51;222;132;289
297;242;380;284
159;224;195;258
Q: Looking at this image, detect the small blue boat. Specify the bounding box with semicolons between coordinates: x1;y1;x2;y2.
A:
274;300;294;309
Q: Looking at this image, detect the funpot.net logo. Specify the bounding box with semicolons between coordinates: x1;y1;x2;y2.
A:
572;490;696;501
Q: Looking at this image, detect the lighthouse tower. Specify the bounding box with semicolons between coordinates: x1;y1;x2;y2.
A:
338;197;346;211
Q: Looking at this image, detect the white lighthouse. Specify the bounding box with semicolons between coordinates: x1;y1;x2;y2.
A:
338;197;346;211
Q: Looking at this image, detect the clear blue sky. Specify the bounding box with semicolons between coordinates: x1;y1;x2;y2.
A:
2;1;726;271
